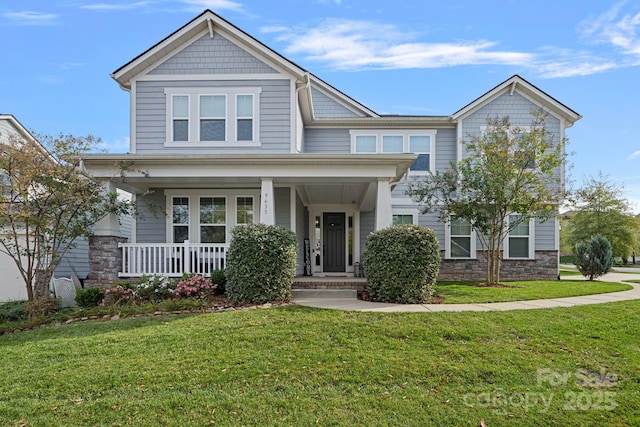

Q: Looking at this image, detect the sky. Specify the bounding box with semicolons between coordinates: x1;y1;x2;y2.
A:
2;0;640;209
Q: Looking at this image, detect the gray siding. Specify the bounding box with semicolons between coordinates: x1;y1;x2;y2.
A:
149;33;276;75
462;91;562;165
359;211;375;260
303;128;351;153
311;86;362;118
136;189;167;243
135;79;291;154
535;218;556;251
55;238;90;279
275;187;291;229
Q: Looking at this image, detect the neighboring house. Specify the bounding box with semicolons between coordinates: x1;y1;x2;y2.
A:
0;114;91;302
82;10;581;284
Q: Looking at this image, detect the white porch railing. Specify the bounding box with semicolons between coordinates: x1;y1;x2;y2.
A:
119;241;228;277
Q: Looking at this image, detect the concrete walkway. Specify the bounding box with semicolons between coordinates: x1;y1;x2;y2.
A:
292;271;640;312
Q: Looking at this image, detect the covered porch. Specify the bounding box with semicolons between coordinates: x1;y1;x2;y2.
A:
82;153;416;282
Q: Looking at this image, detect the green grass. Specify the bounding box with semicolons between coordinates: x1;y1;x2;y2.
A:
1;303;639;426
434;280;631;304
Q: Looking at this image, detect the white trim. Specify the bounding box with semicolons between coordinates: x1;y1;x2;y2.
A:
164;189;260;244
445;217;477;259
164;87;261;146
130;82;137;153
391;208;419;225
349;129;437;175
136;73;289;81
503;215;535;260
289;186;296;231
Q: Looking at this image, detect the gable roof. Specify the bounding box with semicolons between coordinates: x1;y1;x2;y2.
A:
111;9;378;118
0;114;38;144
451;75;581;126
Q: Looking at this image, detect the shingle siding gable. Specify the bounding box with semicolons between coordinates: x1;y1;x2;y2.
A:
311;86;363;118
149;33;277;75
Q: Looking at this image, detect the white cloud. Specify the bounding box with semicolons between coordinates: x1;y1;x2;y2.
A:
270;19;533;71
579;1;640;58
628;150;640;160
180;0;244;13
81;2;153;11
2;11;58;25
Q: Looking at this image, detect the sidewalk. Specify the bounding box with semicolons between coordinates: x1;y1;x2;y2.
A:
292;271;640;312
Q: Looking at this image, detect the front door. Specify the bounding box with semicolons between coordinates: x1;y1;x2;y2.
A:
323;212;345;272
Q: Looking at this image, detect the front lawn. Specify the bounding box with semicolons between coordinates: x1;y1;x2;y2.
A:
1;302;639;425
434;280;631;304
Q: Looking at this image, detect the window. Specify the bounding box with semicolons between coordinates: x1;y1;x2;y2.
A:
236;196;254;225
172;197;189;243
449;217;473;258
0;172;10;197
481;126;535;170
409;135;431;172
172;95;189;142
199;197;226;244
236;95;254;141
392;214;414;225
166;190;260;244
350;130;436;173
382;135;403;153
200;95;226;141
505;214;533;259
165;87;260;145
355;135;376;153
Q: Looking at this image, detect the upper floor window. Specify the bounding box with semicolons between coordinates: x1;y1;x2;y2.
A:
165;87;260;146
350;130;436;174
481;126;535;170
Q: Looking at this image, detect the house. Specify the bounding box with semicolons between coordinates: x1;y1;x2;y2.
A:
0;114;92;302
81;10;581;284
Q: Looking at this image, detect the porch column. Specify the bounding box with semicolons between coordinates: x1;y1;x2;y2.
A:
375;178;393;230
94;180;122;237
260;178;275;225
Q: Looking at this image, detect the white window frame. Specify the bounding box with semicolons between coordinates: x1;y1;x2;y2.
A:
445;217;476;259
164;87;261;147
392;209;418;225
170;196;190;243
235;195;255;225
349;129;436;174
199;94;226;142
199;196;227;244
165;189;260;244
503;214;535;260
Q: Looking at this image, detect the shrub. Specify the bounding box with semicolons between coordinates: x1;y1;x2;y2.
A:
101;284;134;307
27;297;61;318
363;224;441;304
175;274;216;299
209;269;227;295
226;224;297;304
133;275;176;302
75;287;106;308
575;234;613;281
0;300;29;322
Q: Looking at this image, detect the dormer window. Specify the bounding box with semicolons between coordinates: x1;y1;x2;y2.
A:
165;87;260;146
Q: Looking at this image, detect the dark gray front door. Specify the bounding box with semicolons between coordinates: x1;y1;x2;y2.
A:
323;212;345;272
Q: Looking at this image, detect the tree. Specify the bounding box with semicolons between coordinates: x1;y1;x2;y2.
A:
0;132;132;301
566;173;637;262
574;234;613;280
407;113;566;284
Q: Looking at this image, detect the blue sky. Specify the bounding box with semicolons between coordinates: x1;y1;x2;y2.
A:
2;0;640;209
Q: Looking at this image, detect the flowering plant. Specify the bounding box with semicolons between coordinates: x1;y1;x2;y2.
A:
101;285;134;306
133;275;176;302
174;274;216;299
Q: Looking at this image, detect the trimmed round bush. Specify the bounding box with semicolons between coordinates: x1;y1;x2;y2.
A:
363;224;440;303
75;287;106;308
226;224;298;304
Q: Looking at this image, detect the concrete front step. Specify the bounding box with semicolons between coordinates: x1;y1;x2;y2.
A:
292;288;358;299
